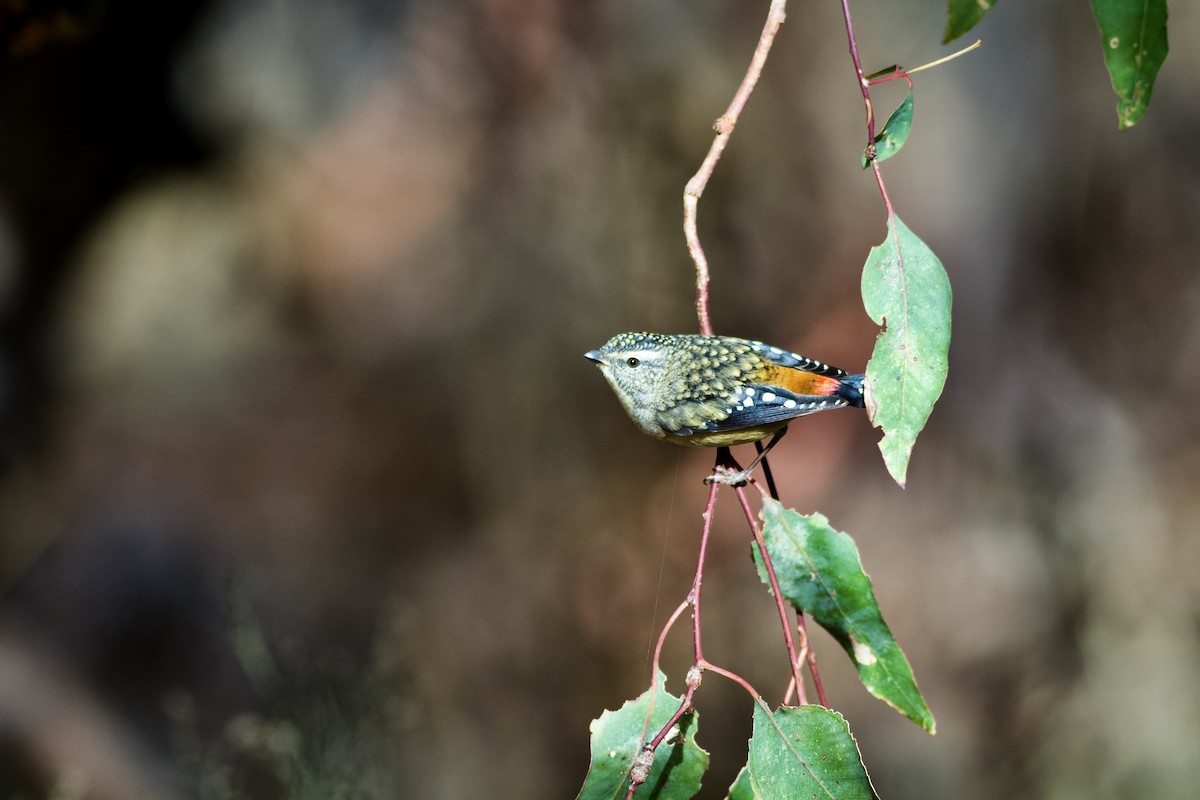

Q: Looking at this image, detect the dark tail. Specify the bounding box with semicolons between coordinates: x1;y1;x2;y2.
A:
837;374;865;408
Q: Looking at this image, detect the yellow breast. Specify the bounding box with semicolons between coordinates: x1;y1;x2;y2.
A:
673;423;789;448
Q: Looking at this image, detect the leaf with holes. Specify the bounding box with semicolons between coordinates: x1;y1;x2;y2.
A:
1089;0;1168;129
754;500;935;732
862;91;913;168
861;214;951;487
577;670;709;800
943;0;1000;43
747;704;877;799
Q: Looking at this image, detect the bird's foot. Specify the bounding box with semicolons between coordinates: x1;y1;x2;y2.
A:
704;465;752;487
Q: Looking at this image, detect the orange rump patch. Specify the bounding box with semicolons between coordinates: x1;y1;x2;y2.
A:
760;365;841;397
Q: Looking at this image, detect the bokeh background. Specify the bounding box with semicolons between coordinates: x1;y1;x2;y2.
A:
1;0;1198;798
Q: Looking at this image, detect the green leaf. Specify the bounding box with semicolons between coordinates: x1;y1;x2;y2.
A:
1089;0;1168;129
861;92;913;169
726;766;758;800
577;670;709;800
861;215;951;487
943;0;999;43
747;704;878;799
755;500;935;732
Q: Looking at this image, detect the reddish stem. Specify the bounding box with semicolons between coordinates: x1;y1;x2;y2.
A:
645;684;698;753
685;0;788;335
797;613;829;707
690;480;720;662
747;481;831;708
624;480;720;800
839;0;897;220
871;162;896;219
700;659;762;701
838;0;874;145
782;619;807;706
651;599;690;678
732;483;805;701
866;66;914;90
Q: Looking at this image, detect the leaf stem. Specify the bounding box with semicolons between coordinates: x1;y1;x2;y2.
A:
699;659;761;701
871;161;896;220
906;38;981;75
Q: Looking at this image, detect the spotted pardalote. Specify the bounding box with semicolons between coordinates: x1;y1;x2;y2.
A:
585;332;864;480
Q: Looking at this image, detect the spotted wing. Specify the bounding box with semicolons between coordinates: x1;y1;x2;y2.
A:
701;384;847;434
663;384;846;438
659;337;852;438
748;341;848;378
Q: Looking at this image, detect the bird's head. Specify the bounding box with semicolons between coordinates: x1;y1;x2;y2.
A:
584;332;672;422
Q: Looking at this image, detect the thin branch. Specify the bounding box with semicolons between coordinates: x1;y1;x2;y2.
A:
690;479;720;663
731;483;805;700
651;599;691;678
797;612;829;707
839;0;895;220
685;0;788;335
747;479;832;707
782;615;809;706
755;438;819;708
628;467;791;798
838;0;874;146
700;659;762;700
870;161;896;219
624;480;719;800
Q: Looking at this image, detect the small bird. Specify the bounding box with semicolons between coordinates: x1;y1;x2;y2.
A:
585;332;864;483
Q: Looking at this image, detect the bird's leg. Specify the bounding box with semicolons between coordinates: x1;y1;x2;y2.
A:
706;428;788;486
755;438;780;499
706;446;743;484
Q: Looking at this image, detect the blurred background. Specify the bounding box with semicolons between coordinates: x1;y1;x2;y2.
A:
1;0;1198;797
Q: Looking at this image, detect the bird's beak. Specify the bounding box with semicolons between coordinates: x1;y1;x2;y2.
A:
583;350;604;364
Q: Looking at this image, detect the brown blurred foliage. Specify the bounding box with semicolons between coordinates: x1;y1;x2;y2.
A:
0;0;1198;798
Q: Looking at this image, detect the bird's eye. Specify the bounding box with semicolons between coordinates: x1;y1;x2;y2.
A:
625;357;640;368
